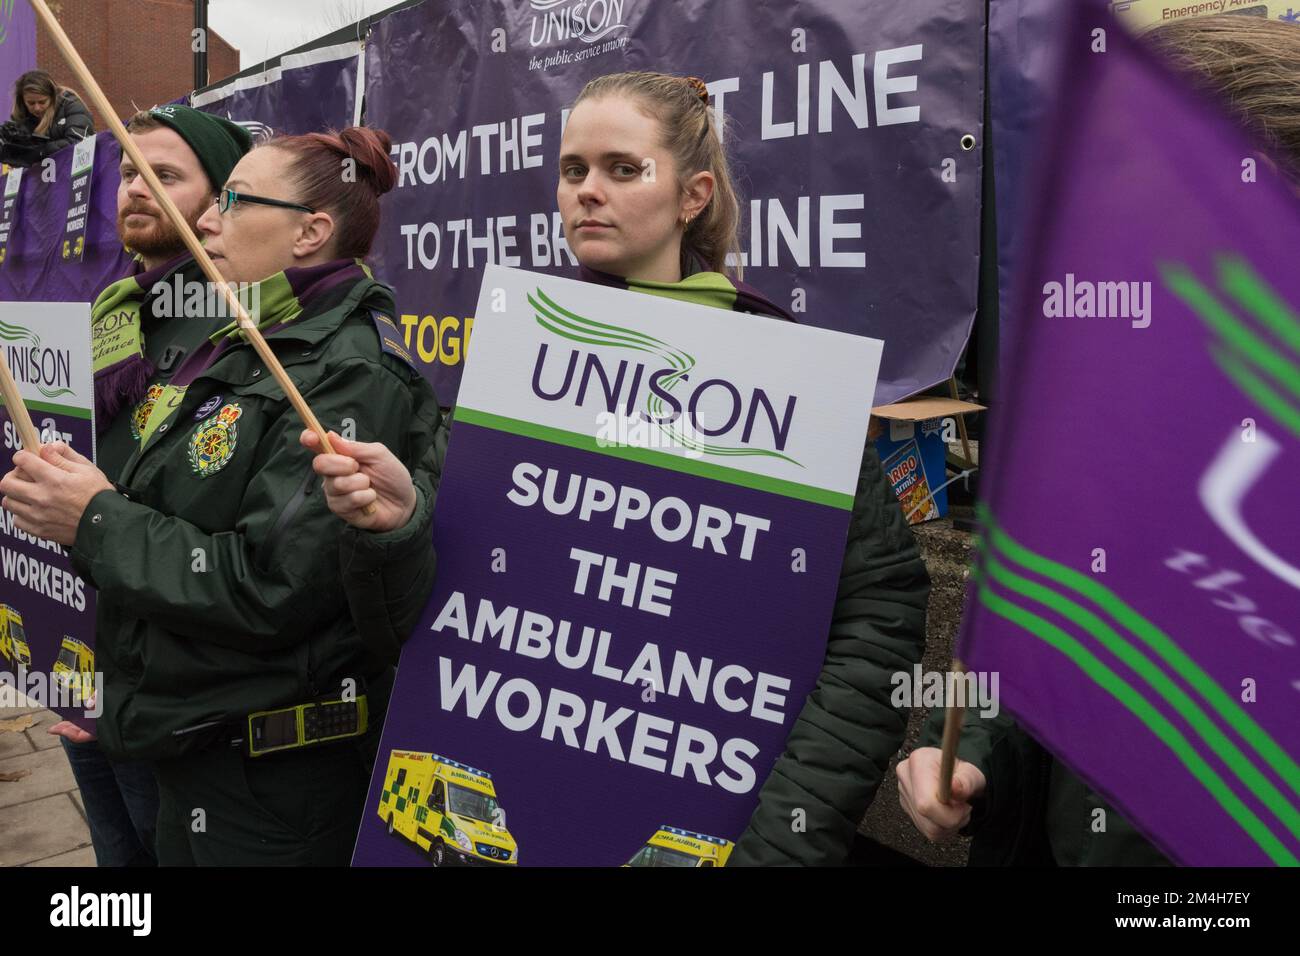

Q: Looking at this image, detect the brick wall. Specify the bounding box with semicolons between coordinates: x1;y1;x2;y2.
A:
32;0;239;128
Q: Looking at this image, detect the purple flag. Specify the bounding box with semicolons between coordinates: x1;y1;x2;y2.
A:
0;0;38;110
960;3;1300;865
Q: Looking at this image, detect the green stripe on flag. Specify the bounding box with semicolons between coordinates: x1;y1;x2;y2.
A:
1218;256;1300;356
980;543;1300;841
1162;265;1300;404
973;569;1298;866
1212;346;1300;442
454;405;851;509
979;505;1300;800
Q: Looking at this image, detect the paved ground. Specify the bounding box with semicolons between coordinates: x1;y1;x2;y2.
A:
0;687;94;867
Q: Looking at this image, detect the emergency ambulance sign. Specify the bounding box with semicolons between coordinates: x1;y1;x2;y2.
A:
352;266;883;867
0;302;98;726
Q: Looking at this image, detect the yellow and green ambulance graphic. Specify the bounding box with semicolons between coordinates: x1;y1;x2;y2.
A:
625;826;735;867
51;636;95;701
378;750;518;866
0;604;31;668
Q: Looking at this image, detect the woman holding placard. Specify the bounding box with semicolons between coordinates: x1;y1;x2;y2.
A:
307;73;931;866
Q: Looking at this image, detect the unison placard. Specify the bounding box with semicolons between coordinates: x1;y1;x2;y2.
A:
0;301;98;725
353;266;882;866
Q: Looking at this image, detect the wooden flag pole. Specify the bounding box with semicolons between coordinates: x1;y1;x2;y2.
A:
30;0;375;513
0;351;41;453
936;658;967;804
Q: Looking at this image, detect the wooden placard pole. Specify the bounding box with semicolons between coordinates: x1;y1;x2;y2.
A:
936;657;967;804
0;351;41;453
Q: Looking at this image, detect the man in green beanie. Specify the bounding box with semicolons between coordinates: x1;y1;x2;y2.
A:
48;104;252;868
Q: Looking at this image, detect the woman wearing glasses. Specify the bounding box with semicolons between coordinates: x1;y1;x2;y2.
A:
3;125;441;865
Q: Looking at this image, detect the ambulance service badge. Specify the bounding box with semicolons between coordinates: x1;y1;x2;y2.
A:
130;384;165;441
187;403;243;477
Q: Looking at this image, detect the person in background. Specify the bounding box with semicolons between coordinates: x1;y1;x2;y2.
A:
4;69;93;160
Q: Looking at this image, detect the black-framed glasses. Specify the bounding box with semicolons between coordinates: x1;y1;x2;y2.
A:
217;188;315;215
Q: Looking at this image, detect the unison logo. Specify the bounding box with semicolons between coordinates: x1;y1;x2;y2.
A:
0;320;73;400
528;0;629;46
1165;254;1300;593
528;288;802;465
232;117;274;144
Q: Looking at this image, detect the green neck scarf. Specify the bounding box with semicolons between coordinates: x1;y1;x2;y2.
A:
577;265;794;321
126;259;370;447
207;259;373;343
90;255;194;430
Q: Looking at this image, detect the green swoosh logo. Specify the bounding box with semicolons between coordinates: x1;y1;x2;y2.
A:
0;320;39;347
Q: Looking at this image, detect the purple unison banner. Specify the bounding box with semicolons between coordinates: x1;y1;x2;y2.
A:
352;265;882;866
364;0;984;407
987;0;1064;402
0;131;133;304
0;302;98;728
960;3;1300;865
191;42;362;140
0;0;37;111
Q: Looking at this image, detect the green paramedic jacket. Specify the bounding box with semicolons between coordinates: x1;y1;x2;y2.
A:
343;433;932;866
70;270;441;762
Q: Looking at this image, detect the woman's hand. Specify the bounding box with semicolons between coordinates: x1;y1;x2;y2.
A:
0;443;113;546
300;429;417;532
895;745;987;843
48;720;96;744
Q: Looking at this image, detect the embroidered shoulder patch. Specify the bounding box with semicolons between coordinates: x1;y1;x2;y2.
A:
187;403;243;477
370;310;417;370
130;384;165;441
194;394;223;420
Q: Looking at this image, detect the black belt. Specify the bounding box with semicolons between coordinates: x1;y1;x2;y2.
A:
169;668;393;757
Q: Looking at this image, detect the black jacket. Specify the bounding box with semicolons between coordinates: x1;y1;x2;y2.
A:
20;89;94;157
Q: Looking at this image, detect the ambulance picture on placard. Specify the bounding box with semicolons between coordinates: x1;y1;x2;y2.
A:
625;826;735;867
377;750;518;866
52;636;96;703
0;604;31;668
